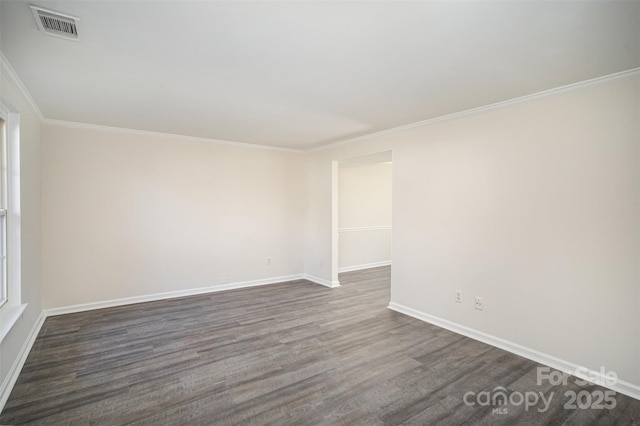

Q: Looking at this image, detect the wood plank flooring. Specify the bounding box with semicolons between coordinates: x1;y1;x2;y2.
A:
2;266;640;425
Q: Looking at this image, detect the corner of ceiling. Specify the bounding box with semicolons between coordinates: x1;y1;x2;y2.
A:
0;50;45;123
307;67;640;154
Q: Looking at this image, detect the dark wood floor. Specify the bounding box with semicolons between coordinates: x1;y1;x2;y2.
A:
2;266;640;425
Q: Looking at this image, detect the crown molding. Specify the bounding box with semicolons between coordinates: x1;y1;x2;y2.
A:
43;119;304;153
0;51;45;122
3;44;637;154
309;67;640;152
0;50;302;153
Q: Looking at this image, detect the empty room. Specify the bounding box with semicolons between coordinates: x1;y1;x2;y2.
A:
1;0;639;424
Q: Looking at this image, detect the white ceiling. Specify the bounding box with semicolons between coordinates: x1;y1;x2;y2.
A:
1;1;638;150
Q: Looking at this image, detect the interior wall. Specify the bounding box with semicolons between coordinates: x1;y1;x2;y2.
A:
41;125;306;309
304;156;333;283
305;76;640;386
0;70;42;398
338;162;392;271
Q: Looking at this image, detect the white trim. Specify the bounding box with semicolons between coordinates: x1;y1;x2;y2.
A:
388;301;640;401
0;95;23;342
303;274;341;288
338;260;391;273
0;52;45;122
1;49;637;154
310;67;640;152
6;105;21;316
0;310;45;412
45;274;305;316
43;119;302;153
0;303;27;343
0;52;297;153
331;161;340;286
338;226;391;233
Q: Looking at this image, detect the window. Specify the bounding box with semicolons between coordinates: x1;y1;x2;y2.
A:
0;99;23;343
0;117;6;308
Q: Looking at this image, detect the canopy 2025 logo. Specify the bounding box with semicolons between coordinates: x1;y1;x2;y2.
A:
537;366;618;410
463;366;618;415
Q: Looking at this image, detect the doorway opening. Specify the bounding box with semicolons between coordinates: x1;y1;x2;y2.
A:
332;151;392;289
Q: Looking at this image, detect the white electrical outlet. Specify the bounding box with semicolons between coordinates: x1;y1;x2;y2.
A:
455;290;462;303
267;257;271;266
475;297;483;310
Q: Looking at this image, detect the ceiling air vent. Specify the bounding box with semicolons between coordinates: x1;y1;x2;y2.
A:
30;5;81;41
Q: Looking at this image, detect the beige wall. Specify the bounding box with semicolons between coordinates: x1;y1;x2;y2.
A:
338;162;392;271
305;76;640;386
41;126;306;308
0;71;42;399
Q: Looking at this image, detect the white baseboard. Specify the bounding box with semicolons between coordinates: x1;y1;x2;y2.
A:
388;301;640;401
338;260;391;273
0;310;46;412
45;274;305;316
303;274;340;288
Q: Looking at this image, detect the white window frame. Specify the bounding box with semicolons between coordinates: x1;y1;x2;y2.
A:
0;115;7;308
0;98;23;343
